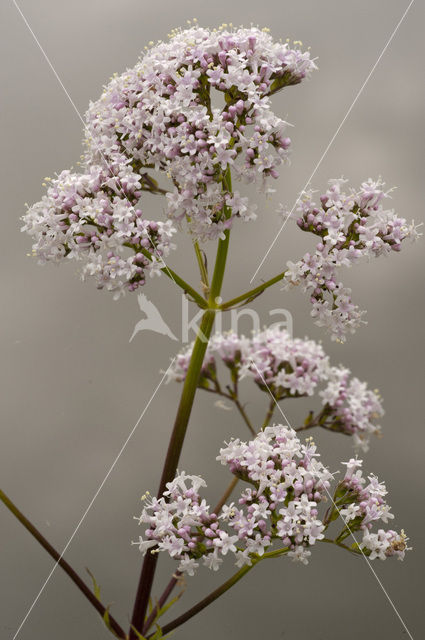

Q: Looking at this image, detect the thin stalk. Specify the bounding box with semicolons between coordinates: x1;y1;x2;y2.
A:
262;397;276;430
231;397;256;436
199;386;256;437
294;421;319;433
158;264;208;308
193;240;210;297
129;207;232;639
142;574;181;635
150;564;255;638
321;537;362;556
220;270;286;310
154;547;288;638
0;489;126;639
137;246;207;309
213;476;239;515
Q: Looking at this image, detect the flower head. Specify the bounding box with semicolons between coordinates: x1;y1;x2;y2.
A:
133;426;409;573
284;178;420;341
168;327;384;450
22;26;316;295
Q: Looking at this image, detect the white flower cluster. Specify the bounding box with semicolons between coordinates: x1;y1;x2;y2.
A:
217;425;333;566
336;458;409;560
168;328;384;450
22;25;317;293
169;328;329;396
319;367;384;451
284;178;419;341
84;25;316;240
134;426;332;573
134;427;409;573
22;166;176;297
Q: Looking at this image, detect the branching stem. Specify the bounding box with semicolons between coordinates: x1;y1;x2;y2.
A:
0;489;126;639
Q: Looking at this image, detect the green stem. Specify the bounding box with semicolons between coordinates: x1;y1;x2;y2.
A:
213;476;239;515
220;270;286;310
208;229;230;306
321;537;362;556
193;240;210;297
0;489;126;639
129;310;215;638
199;386;255;437
261;397;276;430
138;246;207;309
151;564;255;638
294;422;319;433
129;204;232;640
154;546;288;638
232;398;256;437
162;265;208;308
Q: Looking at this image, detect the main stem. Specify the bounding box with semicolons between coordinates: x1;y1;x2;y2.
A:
129;228;231;639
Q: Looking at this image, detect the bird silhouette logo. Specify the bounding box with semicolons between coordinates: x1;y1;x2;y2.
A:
129;294;178;343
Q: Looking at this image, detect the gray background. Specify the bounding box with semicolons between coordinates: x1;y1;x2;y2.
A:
1;1;424;639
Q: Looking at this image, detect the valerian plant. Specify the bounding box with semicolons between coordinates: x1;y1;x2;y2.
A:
3;22;419;640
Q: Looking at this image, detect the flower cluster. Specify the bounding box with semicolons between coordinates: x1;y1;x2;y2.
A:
21;166;176;297
284;178;419;341
217;425;333;565
134;426;332;573
319;367;384;451
167;327;383;449
22;25;317;293
134;427;408;573
82;25;316;240
333;458;409;560
169;328;329;397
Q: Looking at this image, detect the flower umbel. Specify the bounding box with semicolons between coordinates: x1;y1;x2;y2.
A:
283;178;419;341
22;25;317;298
134;426;408;575
168;327;384;450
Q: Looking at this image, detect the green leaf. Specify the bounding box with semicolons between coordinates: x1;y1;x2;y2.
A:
151;628;162;640
86;567;101;601
144;581;186;632
102;606;124;639
327;509;341;523
130;624;148;640
154;591;184;624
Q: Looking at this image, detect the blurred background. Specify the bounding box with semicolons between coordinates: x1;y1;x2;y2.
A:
1;1;424;638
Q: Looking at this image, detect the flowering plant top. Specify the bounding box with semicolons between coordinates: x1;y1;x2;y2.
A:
9;20;418;640
22;26;316;297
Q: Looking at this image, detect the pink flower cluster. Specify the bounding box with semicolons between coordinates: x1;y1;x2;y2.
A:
84;25;316;240
168;328;384;450
134;426;408;573
168;328;329;397
335;458;409;560
22;25;316;293
134;425;332;573
217;425;332;566
284;178;419;341
319;367;384;451
21;166;176;297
